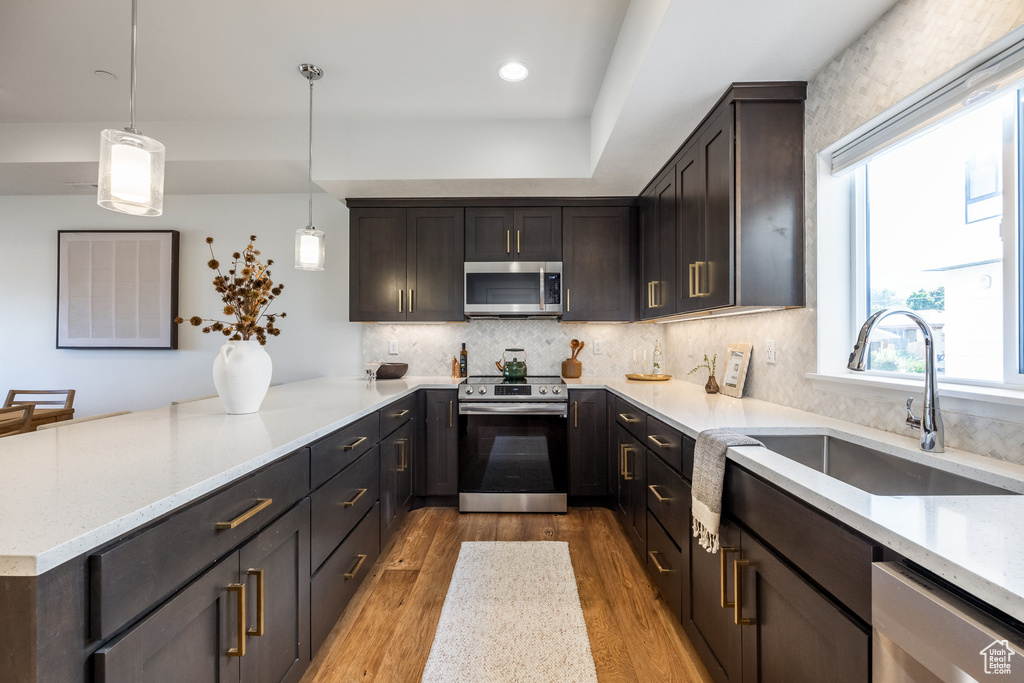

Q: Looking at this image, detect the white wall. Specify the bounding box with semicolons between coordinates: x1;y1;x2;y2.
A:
0;193;362;417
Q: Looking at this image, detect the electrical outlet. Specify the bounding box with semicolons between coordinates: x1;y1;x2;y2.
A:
593;339;603;355
388;339;399;355
765;340;776;365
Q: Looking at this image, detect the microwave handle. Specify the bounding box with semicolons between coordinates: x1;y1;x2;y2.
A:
539;268;545;311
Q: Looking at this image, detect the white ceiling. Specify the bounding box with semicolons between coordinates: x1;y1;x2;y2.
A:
0;0;899;200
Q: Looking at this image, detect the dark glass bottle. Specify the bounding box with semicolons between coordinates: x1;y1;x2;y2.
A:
459;343;468;377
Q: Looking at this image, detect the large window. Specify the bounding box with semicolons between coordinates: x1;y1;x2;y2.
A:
850;82;1019;385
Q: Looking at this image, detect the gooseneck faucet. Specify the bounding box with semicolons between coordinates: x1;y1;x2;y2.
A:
848;307;944;453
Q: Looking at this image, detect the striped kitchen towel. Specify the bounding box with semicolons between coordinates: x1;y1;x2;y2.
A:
692;429;763;553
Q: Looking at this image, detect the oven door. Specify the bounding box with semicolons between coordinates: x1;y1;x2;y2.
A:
458;401;568;512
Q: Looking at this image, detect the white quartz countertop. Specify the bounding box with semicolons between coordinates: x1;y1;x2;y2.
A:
4;374;1024;624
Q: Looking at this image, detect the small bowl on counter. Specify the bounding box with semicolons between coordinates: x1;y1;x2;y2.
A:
374;362;409;380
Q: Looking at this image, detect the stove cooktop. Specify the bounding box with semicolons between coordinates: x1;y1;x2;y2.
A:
459;375;566;401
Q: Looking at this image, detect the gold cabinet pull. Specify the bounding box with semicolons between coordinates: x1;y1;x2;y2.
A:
343;488;367;507
345;554;368;580
246;569;264;637
402;439;409;470
647;281;653;308
396;439;408;472
622;445;633;481
217;498;272;530
647;434;671;448
398;289;403;313
734;559;753;625
227;583;246;657
689;263;697;298
392;409;410;418
409;289;414;313
648;484;670;503
648;551;671;574
506;229;510;254
574;401;578;428
618;413;639;423
449;400;453;428
720;547;738;608
566;288;570;312
343;436;367;451
517;229;521;254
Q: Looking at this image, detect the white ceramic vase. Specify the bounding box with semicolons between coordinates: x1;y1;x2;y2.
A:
212;340;273;414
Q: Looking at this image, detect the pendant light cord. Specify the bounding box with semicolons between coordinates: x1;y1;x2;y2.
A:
127;0;139;134
307;75;314;229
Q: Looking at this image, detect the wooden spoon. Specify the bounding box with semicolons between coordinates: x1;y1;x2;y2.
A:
574;340;585;359
570;339;580;359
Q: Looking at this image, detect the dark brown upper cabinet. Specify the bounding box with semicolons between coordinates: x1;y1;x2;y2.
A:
349;207;465;322
465;207;561;262
641;82;806;321
562;206;636;322
640;167;678;319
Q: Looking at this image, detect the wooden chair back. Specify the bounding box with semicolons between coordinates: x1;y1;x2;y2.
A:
0;405;36;437
4;389;76;410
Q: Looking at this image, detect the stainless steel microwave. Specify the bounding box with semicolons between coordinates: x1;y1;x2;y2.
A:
464;261;562;316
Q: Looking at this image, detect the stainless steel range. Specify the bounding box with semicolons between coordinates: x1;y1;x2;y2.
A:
458;376;568;513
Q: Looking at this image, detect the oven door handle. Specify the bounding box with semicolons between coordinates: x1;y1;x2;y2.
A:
459;402;567;418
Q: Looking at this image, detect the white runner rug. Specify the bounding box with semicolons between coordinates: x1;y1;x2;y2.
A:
422;541;598;683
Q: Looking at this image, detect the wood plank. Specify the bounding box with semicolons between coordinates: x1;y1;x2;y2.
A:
301;507;713;683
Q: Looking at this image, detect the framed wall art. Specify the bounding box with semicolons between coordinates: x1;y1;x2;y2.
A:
720;342;752;398
57;230;179;349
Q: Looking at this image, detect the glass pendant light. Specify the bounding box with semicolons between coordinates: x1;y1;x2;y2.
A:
98;0;165;216
295;63;325;271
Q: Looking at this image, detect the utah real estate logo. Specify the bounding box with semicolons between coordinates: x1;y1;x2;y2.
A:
980;640;1017;675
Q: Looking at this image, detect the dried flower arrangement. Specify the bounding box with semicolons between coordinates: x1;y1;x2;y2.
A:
174;235;286;345
688;353;717;379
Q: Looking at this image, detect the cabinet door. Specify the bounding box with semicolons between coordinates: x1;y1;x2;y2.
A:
568;390;607;496
396;421;413;511
700;107;736;311
381;420;414;547
94;552;241;682
407;208;465;322
676;143;705;313
465;208;514;262
685;520;743;683
612;424;631;523
422;389;459;496
562;206;635;321
514;207;562;261
738;534;869;683
239;500;311;683
642;170;677;318
626;438;647;556
349;208;407;322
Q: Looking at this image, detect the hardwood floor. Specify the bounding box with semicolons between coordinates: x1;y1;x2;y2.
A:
301;507;713;683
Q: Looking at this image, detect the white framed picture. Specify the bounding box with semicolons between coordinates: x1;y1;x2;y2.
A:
720;342;752;398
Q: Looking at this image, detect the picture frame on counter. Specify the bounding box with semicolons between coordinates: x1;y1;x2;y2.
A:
56;230;180;349
720;342;752;398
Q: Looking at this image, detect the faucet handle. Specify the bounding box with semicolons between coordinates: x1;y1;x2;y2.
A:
906;398;922;429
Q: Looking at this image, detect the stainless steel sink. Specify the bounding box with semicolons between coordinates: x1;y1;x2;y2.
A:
748;434;1019;496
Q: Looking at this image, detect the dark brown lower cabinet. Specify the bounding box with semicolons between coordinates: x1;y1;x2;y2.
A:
612;423;646;556
94;500;311;683
381;420;413;548
568;390;607;496
421;389;458;496
738;534;869;683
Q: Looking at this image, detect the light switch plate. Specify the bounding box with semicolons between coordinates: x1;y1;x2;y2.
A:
389;340;399;355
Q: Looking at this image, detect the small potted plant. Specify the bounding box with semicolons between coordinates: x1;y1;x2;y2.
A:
175;236;286;414
688;353;719;394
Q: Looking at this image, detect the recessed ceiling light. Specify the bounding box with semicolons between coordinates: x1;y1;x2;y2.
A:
498;62;528;82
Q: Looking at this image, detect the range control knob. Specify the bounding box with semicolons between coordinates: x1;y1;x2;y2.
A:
478;386;487;395
539;386;548;394
465;387;474;395
552;386;562;395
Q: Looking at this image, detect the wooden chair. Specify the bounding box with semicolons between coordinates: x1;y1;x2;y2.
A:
4;390;76;430
0;404;36;437
36;411;131;430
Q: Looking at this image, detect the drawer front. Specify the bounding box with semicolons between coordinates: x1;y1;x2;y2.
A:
646;451;690;548
310;446;380;573
725;465;880;622
646;511;683;620
614;395;646;439
379;393;416;439
90;449;310;641
646;415;692;477
310;412;379;489
311;503;381;655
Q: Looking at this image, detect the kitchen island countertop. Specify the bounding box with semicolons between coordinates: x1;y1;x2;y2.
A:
3;374;1024;623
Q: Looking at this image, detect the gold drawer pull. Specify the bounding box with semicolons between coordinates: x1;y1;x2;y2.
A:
622;445;634;481
720;547;738;608
647;434;671;448
648;551;671;574
246;569;264;637
345;554;368;580
391;409;410;418
227;582;246;657
409;289;414;313
342;436;367;451
217;498;272;530
517;229;521;254
343;488;367;507
506;229;510;254
618;413;640;423
734;559;753;625
648;484;670;503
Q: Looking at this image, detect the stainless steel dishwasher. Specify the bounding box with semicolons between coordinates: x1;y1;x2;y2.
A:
873;562;1024;682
